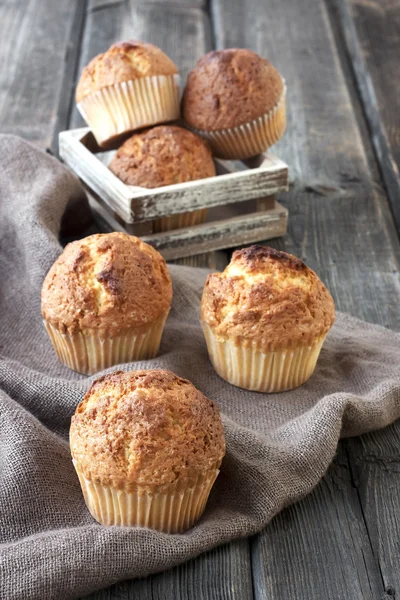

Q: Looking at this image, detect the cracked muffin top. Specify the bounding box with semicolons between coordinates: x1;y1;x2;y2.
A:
41;233;172;336
76;40;178;102
201;245;335;350
70;369;225;492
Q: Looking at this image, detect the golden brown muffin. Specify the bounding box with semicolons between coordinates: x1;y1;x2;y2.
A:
41;233;172;374
202;245;335;350
70;369;225;531
201;245;335;392
182;49;286;159
109;125;216;187
75;41;180;147
76;41;178;103
183;49;283;130
110;125;215;232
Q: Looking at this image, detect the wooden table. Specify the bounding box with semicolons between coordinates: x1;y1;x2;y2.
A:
2;0;400;598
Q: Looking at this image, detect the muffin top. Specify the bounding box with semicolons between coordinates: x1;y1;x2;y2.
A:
70;369;225;492
76;41;178;102
201;245;335;350
41;233;172;336
182;49;284;131
109;125;216;188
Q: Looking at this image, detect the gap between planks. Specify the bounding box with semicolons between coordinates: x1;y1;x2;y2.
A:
50;0;88;155
329;0;400;237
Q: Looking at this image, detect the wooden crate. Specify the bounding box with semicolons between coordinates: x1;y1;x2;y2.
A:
59;128;289;260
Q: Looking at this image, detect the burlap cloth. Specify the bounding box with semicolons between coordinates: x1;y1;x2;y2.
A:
1;135;399;600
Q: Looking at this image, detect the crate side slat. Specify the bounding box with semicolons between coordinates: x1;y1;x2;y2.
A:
128;166;288;221
59;130;134;222
87;191;287;260
140;203;288;260
67;128;147;193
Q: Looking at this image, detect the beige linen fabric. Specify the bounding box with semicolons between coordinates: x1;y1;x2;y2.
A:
0;136;399;599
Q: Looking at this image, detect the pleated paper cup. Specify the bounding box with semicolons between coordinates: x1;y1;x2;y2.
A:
73;461;219;533
153;208;207;233
44;313;168;375
193;83;286;160
77;74;181;147
202;322;325;393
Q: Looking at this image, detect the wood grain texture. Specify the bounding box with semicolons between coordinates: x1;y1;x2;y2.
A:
332;0;400;234
59;129;134;222
88;0;206;11
86;182;287;260
83;539;253;600
140;203;287;259
345;421;400;598
0;0;84;149
252;444;382;600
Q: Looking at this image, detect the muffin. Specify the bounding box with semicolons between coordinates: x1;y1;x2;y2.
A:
76;41;180;147
201;245;335;392
70;369;225;532
41;233;172;375
182;49;286;159
109;125;215;232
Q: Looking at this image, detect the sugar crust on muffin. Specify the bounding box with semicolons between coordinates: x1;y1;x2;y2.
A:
70;369;226;493
41;233;172;336
201;245;335;350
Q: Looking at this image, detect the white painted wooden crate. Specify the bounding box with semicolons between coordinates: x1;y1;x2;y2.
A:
59;128;289;260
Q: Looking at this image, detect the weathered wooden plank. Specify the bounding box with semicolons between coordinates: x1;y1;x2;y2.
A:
252;444;382;600
85;189;154;236
278;19;400;572
83;539;253;600
336;0;400;562
0;0;84;149
344;422;400;598
89;0;206;11
59;129;134;222
86;185;287;261
140;204;287;260
212;0;400;598
50;1;88;154
332;0;400;234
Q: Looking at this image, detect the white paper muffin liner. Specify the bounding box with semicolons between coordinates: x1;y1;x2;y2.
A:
44;314;168;375
77;74;181;147
193;83;286;160
202;322;325;392
153;208;207;233
73;461;219;533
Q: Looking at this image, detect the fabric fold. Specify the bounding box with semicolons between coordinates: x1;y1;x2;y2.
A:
0;135;399;600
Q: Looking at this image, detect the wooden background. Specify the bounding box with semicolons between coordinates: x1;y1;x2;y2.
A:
1;0;400;598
